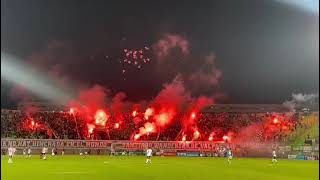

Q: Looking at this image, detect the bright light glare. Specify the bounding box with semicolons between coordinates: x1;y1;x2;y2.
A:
1;52;73;105
276;0;319;14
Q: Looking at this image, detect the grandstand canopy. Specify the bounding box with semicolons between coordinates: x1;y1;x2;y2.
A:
201;104;291;113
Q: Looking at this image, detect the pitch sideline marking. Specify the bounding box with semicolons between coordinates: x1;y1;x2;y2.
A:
53;172;89;174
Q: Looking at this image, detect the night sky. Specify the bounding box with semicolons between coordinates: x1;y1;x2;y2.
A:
1;0;319;108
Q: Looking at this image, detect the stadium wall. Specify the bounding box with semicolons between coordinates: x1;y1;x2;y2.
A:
1;138;318;159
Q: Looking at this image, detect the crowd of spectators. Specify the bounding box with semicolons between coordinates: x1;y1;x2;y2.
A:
1;109;301;142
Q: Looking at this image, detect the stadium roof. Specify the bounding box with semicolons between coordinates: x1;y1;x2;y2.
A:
201;104;291;113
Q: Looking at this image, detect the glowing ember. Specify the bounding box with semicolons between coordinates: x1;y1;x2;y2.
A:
193;130;200;139
146;127;153;133
145;122;155;133
194;130;200;136
156;112;171;126
132;110;137;117
144;107;154;120
87;124;95;134
281;125;288;131
94;109;108;125
191;112;196;119
114;123;120;129
222;135;229;141
88;128;93;134
134;134;140;140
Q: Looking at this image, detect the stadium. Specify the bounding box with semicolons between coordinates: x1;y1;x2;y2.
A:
1;0;319;180
1;103;319;179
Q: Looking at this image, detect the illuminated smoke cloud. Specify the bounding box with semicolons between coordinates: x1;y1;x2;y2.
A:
182;96;214;132
10;85;32;102
26;40;76;88
78;85;108;110
283;93;319;112
153;33;190;60
153;76;191;109
68;84;110;120
2;52;73;105
8;40;78;104
188;53;222;93
111;92;133;122
9;33;225;139
233;122;265;143
111;92;128;115
151;76;190;127
292;93;318;103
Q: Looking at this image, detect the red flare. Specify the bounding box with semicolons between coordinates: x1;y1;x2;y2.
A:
145;122;155;133
191;112;196;119
193;130;200;139
134;134;140;140
194;130;200;136
69;108;74;114
144;107;154;120
94;109;108;125
132;110;137;117
223;135;229;141
87;124;95;134
114;123;120;129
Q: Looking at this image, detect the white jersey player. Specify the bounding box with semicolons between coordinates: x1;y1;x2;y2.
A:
27;147;32;157
272;150;277;163
8;147;16;163
41;147;48;160
51;148;55;156
227;148;233;164
146;148;153;164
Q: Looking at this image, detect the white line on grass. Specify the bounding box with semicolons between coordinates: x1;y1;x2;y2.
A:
53;172;89;174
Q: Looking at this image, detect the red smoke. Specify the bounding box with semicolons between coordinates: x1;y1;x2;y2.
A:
182;96;214;132
69;85;109;119
77;85;108;112
111;92;129;117
151;76;190;128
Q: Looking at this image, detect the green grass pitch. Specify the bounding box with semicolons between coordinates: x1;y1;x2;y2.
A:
1;155;319;180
